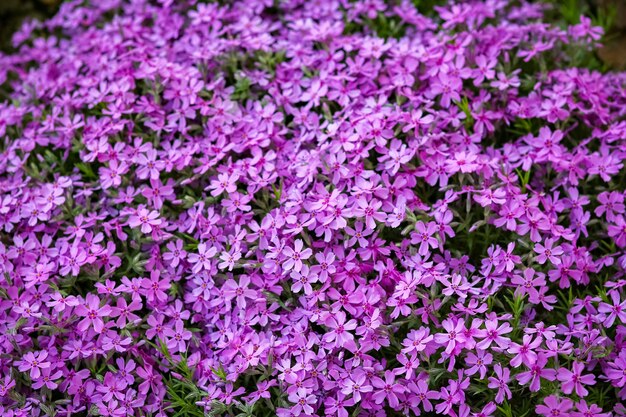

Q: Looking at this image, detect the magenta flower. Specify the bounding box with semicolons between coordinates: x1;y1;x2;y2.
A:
476;319;512;350
371;370;405;408
557;362;596;397
573;401;611;417
516;353;557;392
163;321;193;353
311;251;336;283
324;393;354;417
75;294;112;333
218;249;241;271
110;297;142;328
163;239;187;267
353;197;386;230
407;379;440;412
411;221;439;256
434;318;467;354
223;275;256;309
288;388;316;415
533;238;564;265
0;0;625;414
17;351;51;379
508;334;541;368
188;242;217;273
32;368;63;390
323;311;357;348
341;372;373;402
208;172;239;197
595;191;625;221
536;395;573;417
282;239;312;272
598;290;626;327
290;265;317;294
401;327;433;354
141;270;170;304
60;245;87;276
465;349;493;379
46;292;80;312
441;273;472;299
487;364;511;404
128;208;161;233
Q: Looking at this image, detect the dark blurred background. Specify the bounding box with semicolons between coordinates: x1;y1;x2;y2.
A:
0;0;61;51
595;0;626;68
0;0;625;68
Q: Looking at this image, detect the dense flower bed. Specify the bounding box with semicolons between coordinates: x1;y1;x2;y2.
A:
1;0;626;416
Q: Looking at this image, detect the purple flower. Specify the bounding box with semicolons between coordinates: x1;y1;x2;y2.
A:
434;318;467;354
17;351;50;379
163;239;187;267
371;370;405;408
598;290;626;327
128;208;162;234
534;238;563;265
536;395;573;417
557;362;596;397
516;353;557;392
323;311;357;348
75;294;112;333
163;321;193;353
282;239;312;272
476;319;512;350
487;364;511;404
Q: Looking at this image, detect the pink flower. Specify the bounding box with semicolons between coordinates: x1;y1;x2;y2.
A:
407;379;440;412
310;251;336;283
128;208;161;233
371;370;405;408
341;372;372;402
208;172;239;197
507;334;541;368
223;275;256;309
533;238;563;265
516;353;557;392
188;243;217;273
60;245;87;276
290;265;317;294
434;318;467;354
141;270;170;304
324;392;354;417
32;368;63;390
598;290;626;327
353;197;386;230
441;273;471;299
323;311;357;348
476;319;512;350
163;239;187;268
218;249;241;271
401;327;433;354
75;294;112;333
573;401;611;417
487;364;511;404
282;239;312;272
536;395;573;417
287;388;316;415
557;361;596;397
163;321;193;353
411;221;438;256
17;351;51;379
465;349;492;379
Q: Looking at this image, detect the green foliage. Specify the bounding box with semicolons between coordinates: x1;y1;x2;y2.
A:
231;76;251;101
150;340;210;417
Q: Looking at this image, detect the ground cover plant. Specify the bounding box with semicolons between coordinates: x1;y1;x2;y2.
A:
0;0;626;416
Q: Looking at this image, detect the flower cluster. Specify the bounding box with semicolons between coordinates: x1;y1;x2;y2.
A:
0;0;625;416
